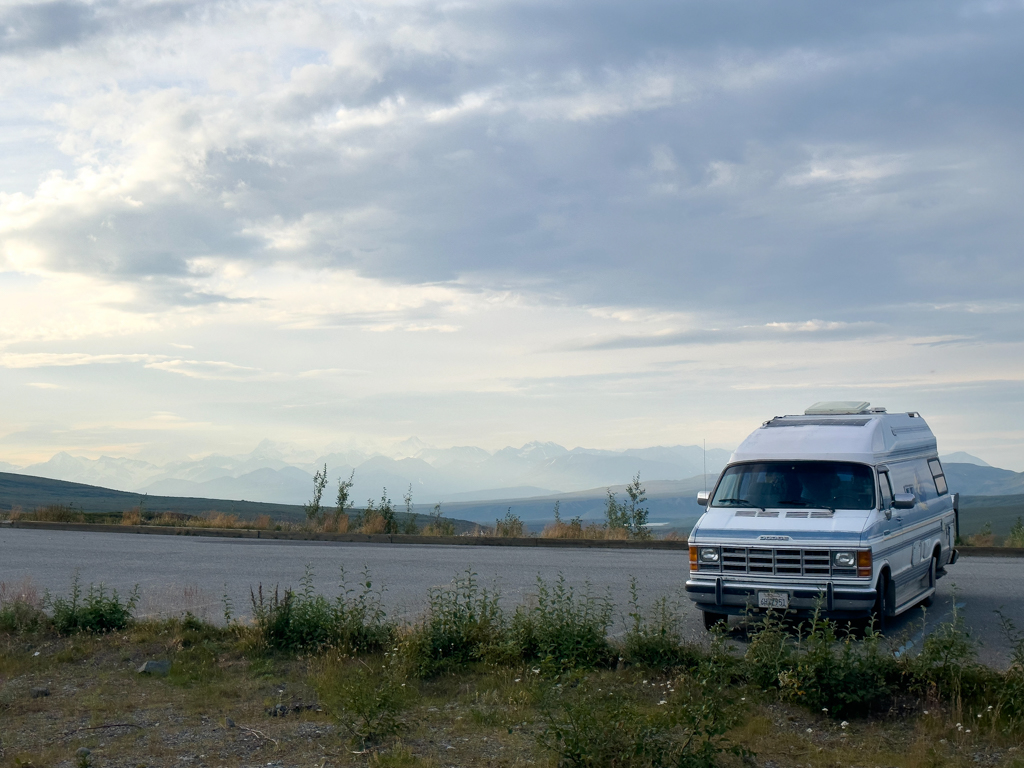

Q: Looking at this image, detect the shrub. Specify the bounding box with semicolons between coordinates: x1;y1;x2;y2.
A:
1006;517;1024;548
990;611;1024;733
743;609;794;690
511;575;615;672
45;574;138;634
623;578;700;669
120;509;142;526
405;571;505;677
250;565;394;654
966;521;995;547
779;611;898;717
906;597;988;705
315;654;412;750
0;578;48;634
495;508;525;537
363;489;399;534
421;503;455;536
32;504;86;523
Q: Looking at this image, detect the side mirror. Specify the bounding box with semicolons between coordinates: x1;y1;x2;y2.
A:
892;493;915;510
697;491;711;506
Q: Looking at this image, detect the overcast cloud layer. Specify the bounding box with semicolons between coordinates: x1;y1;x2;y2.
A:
2;0;1023;469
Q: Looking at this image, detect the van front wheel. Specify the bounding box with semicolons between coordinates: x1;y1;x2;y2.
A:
702;610;728;631
871;574;891;632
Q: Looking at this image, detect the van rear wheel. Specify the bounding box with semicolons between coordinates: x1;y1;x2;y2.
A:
702;610;728;631
922;555;938;608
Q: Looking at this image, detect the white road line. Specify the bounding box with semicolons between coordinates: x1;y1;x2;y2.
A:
894;601;966;658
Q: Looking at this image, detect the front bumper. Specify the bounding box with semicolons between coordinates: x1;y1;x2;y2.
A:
685;577;877;618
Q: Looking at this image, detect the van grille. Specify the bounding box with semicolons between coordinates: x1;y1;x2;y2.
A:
715;547;833;577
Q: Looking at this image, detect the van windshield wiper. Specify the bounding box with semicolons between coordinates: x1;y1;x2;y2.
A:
715;498;765;511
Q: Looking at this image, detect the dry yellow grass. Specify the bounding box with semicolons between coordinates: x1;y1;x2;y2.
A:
541;520;628;540
120;509;142;525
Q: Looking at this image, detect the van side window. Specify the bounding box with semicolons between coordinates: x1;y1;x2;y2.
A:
878;470;893;509
928;458;948;496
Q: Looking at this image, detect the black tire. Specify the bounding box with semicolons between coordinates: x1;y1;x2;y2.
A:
922;555;938;608
872;573;890;632
702;610;727;631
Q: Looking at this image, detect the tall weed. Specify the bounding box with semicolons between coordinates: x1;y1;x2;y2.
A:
511;574;614;672
623;578;699;669
315;654;412;750
0;577;47;634
779;611;897;717
405;571;505;677
45;574;138;634
250;565;394;654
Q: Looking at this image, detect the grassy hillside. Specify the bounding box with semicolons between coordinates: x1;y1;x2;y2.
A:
957;493;1024;536
0;471;480;531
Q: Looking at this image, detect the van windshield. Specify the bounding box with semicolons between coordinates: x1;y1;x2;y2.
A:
710;461;875;511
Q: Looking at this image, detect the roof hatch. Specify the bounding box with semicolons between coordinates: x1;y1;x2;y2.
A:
804;401;873;415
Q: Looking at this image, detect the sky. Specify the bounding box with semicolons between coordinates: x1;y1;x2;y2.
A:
1;0;1023;470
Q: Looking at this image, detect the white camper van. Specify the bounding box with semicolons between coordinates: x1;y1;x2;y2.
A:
686;402;959;630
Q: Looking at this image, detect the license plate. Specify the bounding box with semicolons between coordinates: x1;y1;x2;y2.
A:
757;591;789;610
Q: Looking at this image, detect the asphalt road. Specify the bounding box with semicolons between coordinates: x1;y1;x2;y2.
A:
1;528;1021;668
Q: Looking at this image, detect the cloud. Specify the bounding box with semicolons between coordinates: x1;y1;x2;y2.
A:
1;0;1024;468
569;320;884;351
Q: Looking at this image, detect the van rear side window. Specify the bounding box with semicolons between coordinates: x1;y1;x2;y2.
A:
928;458;948;496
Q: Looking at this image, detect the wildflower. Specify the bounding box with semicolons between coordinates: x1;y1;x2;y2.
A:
643;680;648;684
532;667;540;674
806;728;813;734
840;721;849;729
966;729;972;734
822;708;828;713
514;678;521;683
923;710;929;715
987;705;993;711
939;739;947;745
658;700;667;705
741;697;746;701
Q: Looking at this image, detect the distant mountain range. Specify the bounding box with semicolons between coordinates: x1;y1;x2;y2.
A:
2;441;1020;523
6;440;734;508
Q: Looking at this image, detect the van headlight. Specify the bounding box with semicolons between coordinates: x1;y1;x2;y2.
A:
699;547;721;563
833;551;856;568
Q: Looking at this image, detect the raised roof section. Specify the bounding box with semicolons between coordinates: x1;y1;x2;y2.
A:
729;410;937;465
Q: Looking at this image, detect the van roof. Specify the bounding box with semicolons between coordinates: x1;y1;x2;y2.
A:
730;409;938;465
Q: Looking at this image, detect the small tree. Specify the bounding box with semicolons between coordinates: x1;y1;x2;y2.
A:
605;474;650;539
427;503;455;536
552;500;561;524
402;484;419;533
335;470;355;525
378;488;398;534
624;473;650;540
605;490;629;531
305;464;329;523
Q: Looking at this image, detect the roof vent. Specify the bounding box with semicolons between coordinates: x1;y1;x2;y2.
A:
804;401;871;415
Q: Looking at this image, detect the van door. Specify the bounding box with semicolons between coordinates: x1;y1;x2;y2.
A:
885;462;919;606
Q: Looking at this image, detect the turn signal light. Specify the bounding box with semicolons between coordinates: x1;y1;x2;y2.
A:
857;550;873;578
689;546;698;570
